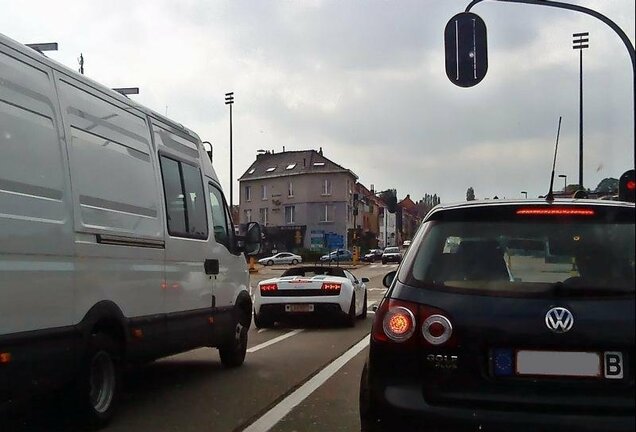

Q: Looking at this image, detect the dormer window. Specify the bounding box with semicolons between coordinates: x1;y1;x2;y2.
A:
266;167;276;172
286;163;297;170
248;168;255;174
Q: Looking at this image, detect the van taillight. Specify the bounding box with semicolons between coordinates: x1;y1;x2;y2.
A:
260;283;278;293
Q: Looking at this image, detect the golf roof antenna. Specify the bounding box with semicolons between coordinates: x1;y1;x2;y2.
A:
545;116;563;202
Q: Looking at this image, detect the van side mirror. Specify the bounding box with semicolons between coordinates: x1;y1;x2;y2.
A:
382;271;397;288
243;222;262;256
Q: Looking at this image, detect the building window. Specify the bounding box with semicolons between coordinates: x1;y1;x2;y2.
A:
245;185;251;202
261;184;267;200
285;206;295;224
244;209;252;223
288;181;294;197
321;204;333;222
322;179;332;196
259;208;268;226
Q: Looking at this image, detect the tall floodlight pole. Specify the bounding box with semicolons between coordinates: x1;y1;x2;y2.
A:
225;92;235;206
573;32;589;189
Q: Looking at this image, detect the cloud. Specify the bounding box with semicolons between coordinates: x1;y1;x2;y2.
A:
1;0;633;203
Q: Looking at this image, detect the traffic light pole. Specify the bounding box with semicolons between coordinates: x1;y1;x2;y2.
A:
465;0;636;175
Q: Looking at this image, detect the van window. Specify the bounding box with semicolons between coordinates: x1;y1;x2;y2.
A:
159;156;208;239
208;183;233;250
181;163;208;238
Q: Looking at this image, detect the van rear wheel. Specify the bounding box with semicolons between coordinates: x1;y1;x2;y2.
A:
76;333;121;427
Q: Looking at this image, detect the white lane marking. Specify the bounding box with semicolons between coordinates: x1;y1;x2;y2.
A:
247;329;304;353
257;328;268;334
243;334;370;432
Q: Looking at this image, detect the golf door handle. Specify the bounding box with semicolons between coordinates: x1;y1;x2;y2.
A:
204;259;219;275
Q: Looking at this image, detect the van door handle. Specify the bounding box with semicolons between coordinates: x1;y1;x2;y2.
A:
204;259;219;275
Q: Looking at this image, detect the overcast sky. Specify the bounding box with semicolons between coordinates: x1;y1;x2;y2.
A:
2;0;634;204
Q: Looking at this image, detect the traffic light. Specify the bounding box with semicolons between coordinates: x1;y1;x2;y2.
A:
619;169;635;202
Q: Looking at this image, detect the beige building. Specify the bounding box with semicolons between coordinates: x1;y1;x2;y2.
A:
238;149;358;253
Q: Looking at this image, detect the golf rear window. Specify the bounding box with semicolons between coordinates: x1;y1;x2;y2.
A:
403;205;635;296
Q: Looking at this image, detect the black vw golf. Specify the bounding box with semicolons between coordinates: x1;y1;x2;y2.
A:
360;199;635;432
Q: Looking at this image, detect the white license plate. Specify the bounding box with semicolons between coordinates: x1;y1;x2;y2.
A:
516;350;616;378
285;304;314;313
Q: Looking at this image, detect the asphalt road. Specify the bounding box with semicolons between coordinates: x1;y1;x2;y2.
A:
2;263;397;432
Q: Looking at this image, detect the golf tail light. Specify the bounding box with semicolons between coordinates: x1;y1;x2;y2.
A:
260;283;278;293
373;299;417;343
419;305;457;346
321;282;341;292
421;313;453;346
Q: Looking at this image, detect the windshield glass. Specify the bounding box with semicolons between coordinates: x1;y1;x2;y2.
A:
385;247;399;253
406;219;635;295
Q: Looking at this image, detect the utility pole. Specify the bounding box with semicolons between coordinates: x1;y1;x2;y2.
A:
573;32;589;188
225;92;235;206
78;53;84;75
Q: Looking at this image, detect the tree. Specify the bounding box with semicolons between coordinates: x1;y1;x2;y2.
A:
466;187;475;201
594;177;619;194
416;193;442;217
379;189;398;213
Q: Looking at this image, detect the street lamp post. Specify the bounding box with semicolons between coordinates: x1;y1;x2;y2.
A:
521;191;528;199
225;92;235;206
558;174;568;191
573;32;589;189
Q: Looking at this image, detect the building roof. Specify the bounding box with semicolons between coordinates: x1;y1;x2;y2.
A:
399;194;417;210
239;149;358;181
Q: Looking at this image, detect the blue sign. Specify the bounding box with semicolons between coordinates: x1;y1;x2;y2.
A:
325;233;344;249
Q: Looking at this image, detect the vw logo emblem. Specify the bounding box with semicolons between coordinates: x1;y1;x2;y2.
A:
545;307;574;333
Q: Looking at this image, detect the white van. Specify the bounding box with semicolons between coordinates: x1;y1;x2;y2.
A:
0;32;261;425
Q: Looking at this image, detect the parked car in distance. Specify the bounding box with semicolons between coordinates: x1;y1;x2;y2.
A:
381;246;402;264
253;266;368;328
402;240;411;249
363;249;384;262
360;199;635;432
258;252;302;266
320;249;353;262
